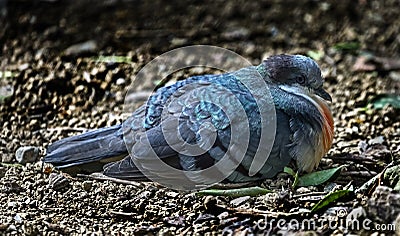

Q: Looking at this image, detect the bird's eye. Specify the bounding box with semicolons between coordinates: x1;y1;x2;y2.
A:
296;76;306;84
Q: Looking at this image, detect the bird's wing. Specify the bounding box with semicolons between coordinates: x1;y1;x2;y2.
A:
104;71;281;185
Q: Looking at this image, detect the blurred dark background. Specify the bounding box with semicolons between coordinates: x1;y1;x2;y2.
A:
1;0;398;64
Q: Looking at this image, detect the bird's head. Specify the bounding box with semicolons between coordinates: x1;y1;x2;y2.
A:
259;54;334;172
260;54;331;102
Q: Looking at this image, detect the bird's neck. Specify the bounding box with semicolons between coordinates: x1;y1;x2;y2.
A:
312;96;334;154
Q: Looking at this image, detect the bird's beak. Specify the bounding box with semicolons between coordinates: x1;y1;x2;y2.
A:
315;87;332;102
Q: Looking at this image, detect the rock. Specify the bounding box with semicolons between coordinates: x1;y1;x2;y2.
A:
14;214;22;224
165;191;179;198
170;37;188;46
64;40;98;56
82;181;93;191
217;211;229;220
296;187;312;194
367;186;400;223
194;213;217;224
0;84;13;102
222;27;250;40
358;140;368;153
15;146;40;164
7;224;16;232
0;223;9;231
23;223;39;236
230;196;250;207
68;117;79;127
0;166;6;178
368;136;384;145
18;63;29;71
116;78;125;86
48;173;70;191
1;154;14;163
389;71;400;81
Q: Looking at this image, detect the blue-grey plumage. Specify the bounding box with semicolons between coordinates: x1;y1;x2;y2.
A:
44;54;334;184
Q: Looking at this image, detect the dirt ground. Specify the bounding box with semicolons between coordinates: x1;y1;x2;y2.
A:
1;0;400;235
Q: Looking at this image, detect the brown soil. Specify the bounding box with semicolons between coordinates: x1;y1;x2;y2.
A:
0;0;399;235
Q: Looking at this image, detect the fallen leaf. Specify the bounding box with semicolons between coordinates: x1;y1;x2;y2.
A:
333;42;360;52
383;165;400;191
311;189;353;212
370;94;400;109
283;166;296;176
307;50;324;61
297;165;347;187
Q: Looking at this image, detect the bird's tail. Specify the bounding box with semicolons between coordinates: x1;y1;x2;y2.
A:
44;124;128;174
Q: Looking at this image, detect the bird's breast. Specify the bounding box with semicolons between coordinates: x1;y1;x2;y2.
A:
312;96;334;155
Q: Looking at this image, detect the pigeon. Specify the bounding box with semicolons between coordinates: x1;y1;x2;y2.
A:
44;54;334;188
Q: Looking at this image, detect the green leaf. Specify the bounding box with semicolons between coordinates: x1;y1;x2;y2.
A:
284;166;296;176
383;165;400;191
196;186;272;197
0;163;23;168
153;80;162;86
370;94;400;109
297;165;347;187
333;42;360;52
284;167;300;188
311;189;353;212
307;50;324;61
0;71;16;79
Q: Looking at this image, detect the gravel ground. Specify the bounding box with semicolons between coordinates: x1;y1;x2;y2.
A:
0;0;400;235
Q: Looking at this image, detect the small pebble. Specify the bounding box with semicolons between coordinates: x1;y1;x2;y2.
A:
2;154;14;163
296;187;311;194
230;196;250;207
14;214;22;224
15;146;40;164
48;173;70;190
165;191;179;198
82;181;93;191
7;224;17;232
368;136;384;145
64;40;98;56
116;78;125;85
0;167;6;178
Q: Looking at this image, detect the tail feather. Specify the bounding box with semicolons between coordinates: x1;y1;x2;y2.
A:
44;124;128;173
103;156;149;181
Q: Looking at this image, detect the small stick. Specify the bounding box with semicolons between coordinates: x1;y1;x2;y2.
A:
341;171;378;177
109;210;135;217
77;173;144;188
292;191;326;199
